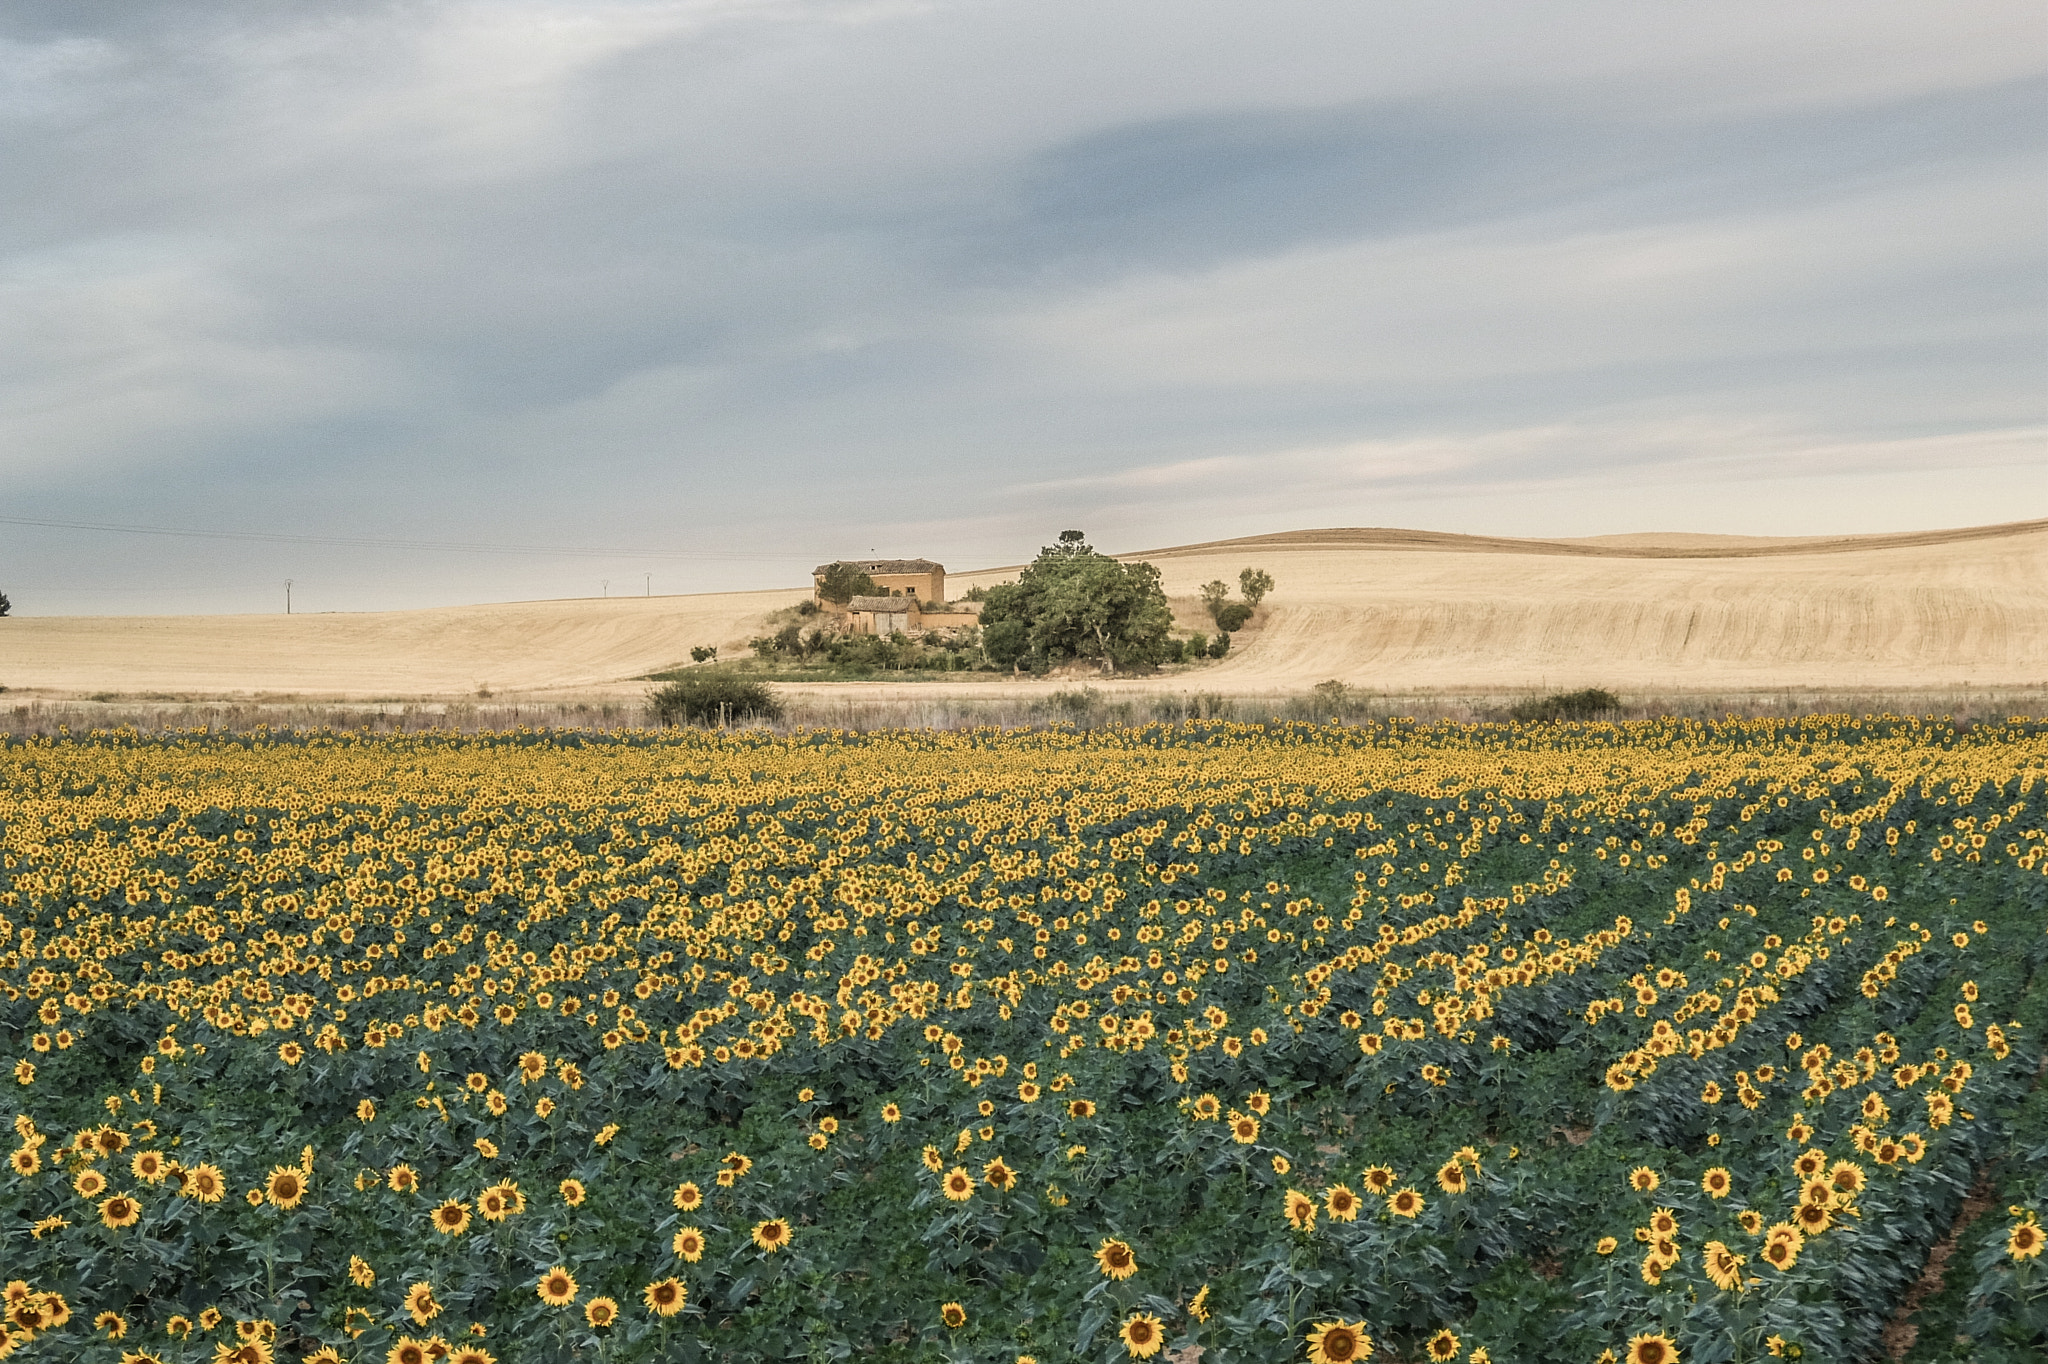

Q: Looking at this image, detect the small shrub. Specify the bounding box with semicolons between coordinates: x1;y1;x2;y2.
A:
649;672;783;726
1509;687;1620;722
689;645;719;663
1208;632;1230;659
1214;601;1253;633
1309;679;1351;712
0;589;10;617
1050;688;1099;719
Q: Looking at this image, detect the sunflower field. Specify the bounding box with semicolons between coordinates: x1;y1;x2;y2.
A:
0;716;2043;1364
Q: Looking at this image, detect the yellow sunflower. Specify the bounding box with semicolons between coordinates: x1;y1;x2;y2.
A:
940;1302;967;1330
1325;1185;1361;1222
1119;1312;1165;1359
1626;1333;1678;1364
2010;1219;2044;1261
536;1266;578;1307
1284;1188;1318;1231
1095;1238;1138;1280
431;1200;471;1236
584;1297;619;1329
1388;1188;1424;1219
1628;1167;1659;1193
1306;1319;1373;1363
673;1181;703;1211
643;1277;686;1317
673;1227;706;1262
403;1283;441;1326
99;1194;141;1230
751;1218;792;1253
1704;1241;1745;1292
942;1167;975;1201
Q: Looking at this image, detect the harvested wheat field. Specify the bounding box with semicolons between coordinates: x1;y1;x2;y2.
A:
2;519;2043;701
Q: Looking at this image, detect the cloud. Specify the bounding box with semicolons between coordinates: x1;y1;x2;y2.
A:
0;0;2041;612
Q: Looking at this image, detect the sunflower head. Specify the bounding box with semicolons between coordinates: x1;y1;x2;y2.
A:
1306;1320;1373;1364
1426;1328;1460;1360
537;1267;577;1307
1627;1334;1678;1364
644;1277;686;1317
1095;1238;1137;1280
2010;1220;2044;1260
752;1217;791;1252
940;1302;967;1330
1120;1312;1165;1359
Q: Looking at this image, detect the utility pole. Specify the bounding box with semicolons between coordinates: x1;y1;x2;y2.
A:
644;573;651;597
602;580;609;598
285;580;293;614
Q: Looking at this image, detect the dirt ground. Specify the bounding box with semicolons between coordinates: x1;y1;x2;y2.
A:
2;520;2043;703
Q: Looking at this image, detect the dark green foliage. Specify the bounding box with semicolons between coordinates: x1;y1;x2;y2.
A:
1214;601;1253;633
815;562;883;605
689;646;718;663
648;672;783;725
0;589;10;617
1209;631;1230;658
976;534;1174;672
1510;688;1621;722
1238;567;1274;607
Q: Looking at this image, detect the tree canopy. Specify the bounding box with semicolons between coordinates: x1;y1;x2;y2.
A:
978;535;1172;672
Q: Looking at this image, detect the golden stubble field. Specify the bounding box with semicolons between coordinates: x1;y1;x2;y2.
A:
2;520;2044;703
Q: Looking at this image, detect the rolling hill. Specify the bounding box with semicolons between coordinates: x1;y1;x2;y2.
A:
3;519;2043;699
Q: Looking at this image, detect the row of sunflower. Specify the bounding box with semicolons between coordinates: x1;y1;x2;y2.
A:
0;715;2041;1361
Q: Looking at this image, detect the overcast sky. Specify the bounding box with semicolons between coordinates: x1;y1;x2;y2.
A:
3;0;2043;615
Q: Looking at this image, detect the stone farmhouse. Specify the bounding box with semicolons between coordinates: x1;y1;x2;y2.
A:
812;558;981;636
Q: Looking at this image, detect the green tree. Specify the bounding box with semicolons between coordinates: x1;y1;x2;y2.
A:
814;562;881;605
1199;579;1230;625
977;534;1173;673
1238;567;1274;608
0;590;10;617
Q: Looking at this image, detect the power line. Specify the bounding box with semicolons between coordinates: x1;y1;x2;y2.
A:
0;514;794;563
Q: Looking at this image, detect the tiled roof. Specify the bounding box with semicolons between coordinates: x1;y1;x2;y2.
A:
812;559;943;575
